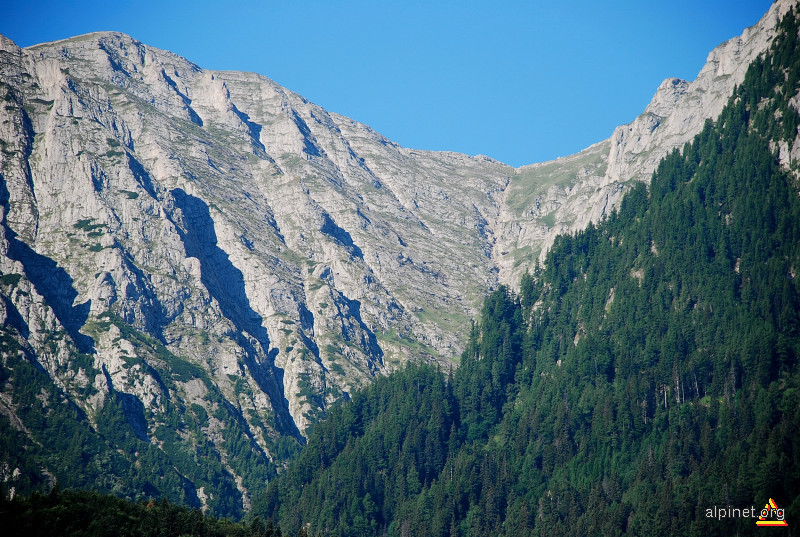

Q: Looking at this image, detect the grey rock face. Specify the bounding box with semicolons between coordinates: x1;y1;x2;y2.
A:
495;0;795;285
0;0;792;510
0;29;512;480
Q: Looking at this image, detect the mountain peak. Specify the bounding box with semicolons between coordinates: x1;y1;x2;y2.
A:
0;0;795;515
493;0;796;284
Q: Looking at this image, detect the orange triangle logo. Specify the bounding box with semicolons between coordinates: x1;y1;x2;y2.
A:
756;498;788;527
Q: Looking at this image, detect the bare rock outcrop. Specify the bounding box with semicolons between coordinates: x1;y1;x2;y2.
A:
495;0;796;285
0;0;794;510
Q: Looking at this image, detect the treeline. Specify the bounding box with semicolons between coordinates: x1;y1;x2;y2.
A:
254;7;800;536
3;7;799;537
0;487;286;537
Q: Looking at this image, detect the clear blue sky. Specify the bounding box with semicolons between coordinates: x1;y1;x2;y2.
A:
1;0;774;167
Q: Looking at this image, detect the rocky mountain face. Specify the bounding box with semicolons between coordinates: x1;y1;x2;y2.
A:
495;0;796;284
0;0;795;515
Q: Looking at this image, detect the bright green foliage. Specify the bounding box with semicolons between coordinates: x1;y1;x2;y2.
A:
256;8;800;536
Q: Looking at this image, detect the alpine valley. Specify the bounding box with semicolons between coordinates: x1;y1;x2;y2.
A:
1;0;799;534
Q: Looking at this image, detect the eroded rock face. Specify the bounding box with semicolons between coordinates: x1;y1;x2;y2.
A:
0;28;514;503
495;0;795;285
0;0;791;511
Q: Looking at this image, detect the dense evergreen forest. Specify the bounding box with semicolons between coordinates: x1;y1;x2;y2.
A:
254;8;800;536
0;487;287;537
3;6;800;537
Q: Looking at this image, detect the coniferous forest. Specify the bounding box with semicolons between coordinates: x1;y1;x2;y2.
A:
254;8;800;536
3;6;800;537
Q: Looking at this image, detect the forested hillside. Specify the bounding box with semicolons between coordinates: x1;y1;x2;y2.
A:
1;487;283;537
0;1;792;521
2;5;799;537
0;326;277;518
256;8;800;536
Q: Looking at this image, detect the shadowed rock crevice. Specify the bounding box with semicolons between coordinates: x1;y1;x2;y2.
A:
1;293;29;338
335;292;383;371
3;228;93;352
231;105;265;152
118;391;149;441
114;245;170;338
100;363;148;441
320;212;363;259
238;335;302;440
161;69;203;127
171;188;268;348
298;303;314;332
290;110;322;157
170;188;300;437
97;41;132;78
126;153;159;200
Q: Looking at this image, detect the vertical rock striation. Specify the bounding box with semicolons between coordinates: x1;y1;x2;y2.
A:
0;0;795;514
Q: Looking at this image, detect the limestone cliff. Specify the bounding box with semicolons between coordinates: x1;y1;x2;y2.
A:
494;0;796;284
0;28;513;512
0;0;794;515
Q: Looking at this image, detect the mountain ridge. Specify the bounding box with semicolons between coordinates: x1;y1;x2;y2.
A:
258;8;800;532
495;0;795;283
0;0;796;515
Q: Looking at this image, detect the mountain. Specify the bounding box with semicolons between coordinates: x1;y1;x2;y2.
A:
495;0;793;283
258;7;800;534
0;0;796;518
